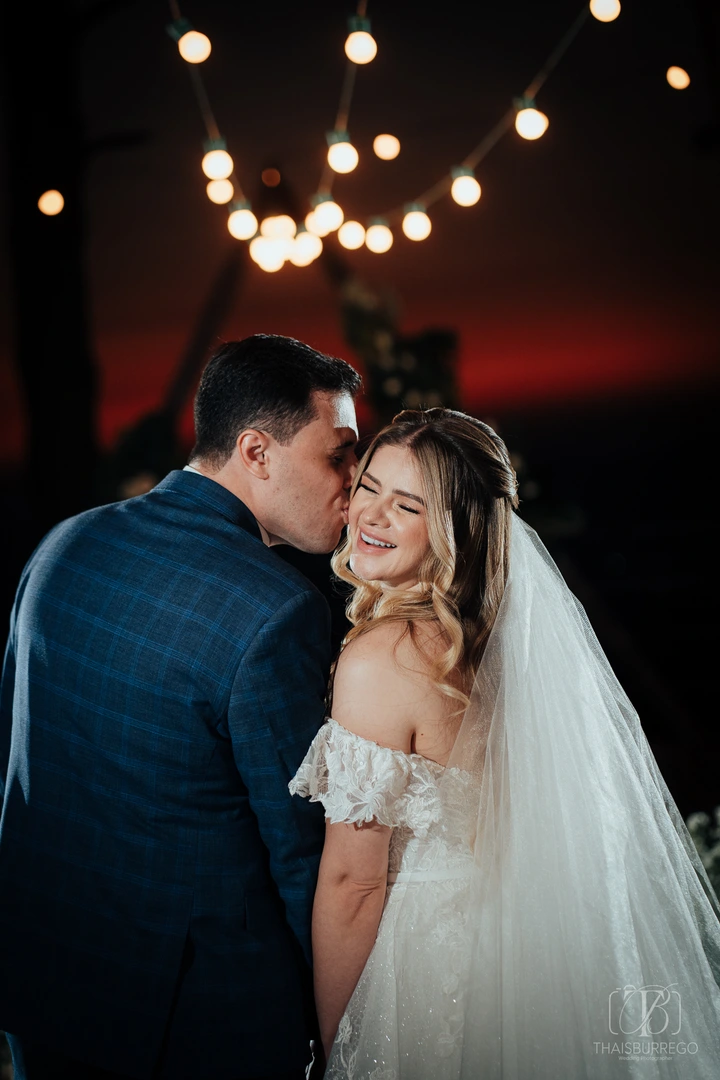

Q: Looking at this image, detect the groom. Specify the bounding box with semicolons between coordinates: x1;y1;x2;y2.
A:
0;335;361;1080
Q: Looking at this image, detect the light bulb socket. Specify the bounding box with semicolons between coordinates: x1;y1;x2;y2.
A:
347;15;371;33
327;130;351;147
166;18;192;42
228;199;252;214
403;202;427;215
204;137;227;153
294;224;309;235
513;96;536;111
451;166;475;180
310;192;335;208
368;217;390;228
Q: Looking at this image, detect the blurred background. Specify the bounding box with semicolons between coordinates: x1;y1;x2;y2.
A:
1;0;719;840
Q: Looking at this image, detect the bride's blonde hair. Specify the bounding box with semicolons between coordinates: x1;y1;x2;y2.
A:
331;408;519;709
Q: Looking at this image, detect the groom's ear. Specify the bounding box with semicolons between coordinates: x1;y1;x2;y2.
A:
236;429;271;479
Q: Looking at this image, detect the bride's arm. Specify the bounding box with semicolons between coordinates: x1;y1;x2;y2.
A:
313;621;447;1058
313;817;391;1060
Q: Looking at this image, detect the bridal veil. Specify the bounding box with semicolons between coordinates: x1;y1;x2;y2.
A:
392;515;720;1077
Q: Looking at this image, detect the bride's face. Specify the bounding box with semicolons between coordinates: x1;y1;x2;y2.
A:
348;444;431;589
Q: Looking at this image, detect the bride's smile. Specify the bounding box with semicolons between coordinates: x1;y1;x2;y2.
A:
348;444;430;590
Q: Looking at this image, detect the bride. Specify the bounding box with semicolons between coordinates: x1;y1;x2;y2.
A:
290;408;720;1079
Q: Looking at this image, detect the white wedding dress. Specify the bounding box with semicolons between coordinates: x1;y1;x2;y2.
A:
290;718;479;1079
290;518;720;1079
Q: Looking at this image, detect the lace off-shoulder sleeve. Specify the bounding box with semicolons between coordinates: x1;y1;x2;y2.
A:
288;718;442;836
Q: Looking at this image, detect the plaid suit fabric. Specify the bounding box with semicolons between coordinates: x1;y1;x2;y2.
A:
0;470;329;1079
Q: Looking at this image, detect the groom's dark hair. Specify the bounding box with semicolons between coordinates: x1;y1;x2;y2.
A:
190;334;361;468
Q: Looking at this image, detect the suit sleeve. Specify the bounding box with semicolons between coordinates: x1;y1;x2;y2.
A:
228;586;330;965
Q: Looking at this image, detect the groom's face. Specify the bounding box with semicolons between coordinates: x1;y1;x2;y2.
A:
268;390;359;553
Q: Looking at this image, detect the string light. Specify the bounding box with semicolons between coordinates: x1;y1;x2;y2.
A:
365;221;393;253
174;4;679;276
666;66;690;89
306;194;344;236
206;179;234;204
589;0;621;23
402;204;432;241
249;235;286;272
338;221;366;249
260;214;296;240
289;226;323;266
227;202;258;240
450;166;481;207
344;15;377;65
201;139;233;180
373;134;400;160
514;98;549;140
327;131;359;174
167;19;212;64
38;189;64;216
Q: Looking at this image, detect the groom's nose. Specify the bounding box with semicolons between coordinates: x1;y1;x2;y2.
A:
344;459;357;489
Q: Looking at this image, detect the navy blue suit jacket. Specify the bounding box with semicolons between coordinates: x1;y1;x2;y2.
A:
0;470;329;1078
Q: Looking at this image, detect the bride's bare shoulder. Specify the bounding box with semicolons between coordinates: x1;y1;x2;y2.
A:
331;620;450;752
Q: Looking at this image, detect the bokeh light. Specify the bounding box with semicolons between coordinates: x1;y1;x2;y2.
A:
307;199;344;236
289;229;323;266
589;0;621;23
338;221;366;250
201;149;233;180
327;140;359;174
178;30;212;64
261;168;281;187
666;66;690;90
373;134;401;160
365;223;393;253
402;208;432;241
451;172;481;207
515;107;549;140
227;207;258;240
260;214;296;240
38;189;64;216
344;30;377;64
206;179;234;204
249;236;286;272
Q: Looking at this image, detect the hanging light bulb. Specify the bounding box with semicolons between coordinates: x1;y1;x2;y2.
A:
249;235;286;272
206;179;234;204
344;15;377;64
338;221;366;250
227;202;258;240
38;189;64;216
373;134;400;160
365;219;394;253
402;203;432;241
514;98;549;140
167;19;212;64
307;194;344;236
589;0;621;22
450;167;481;207
260;214;296;240
289;227;323;267
202;139;233;180
327;131;359;174
666;66;690;89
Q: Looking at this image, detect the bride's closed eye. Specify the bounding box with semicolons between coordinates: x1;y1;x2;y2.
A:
358;481;420;515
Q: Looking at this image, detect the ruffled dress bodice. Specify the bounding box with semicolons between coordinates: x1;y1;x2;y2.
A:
289;718;476;881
